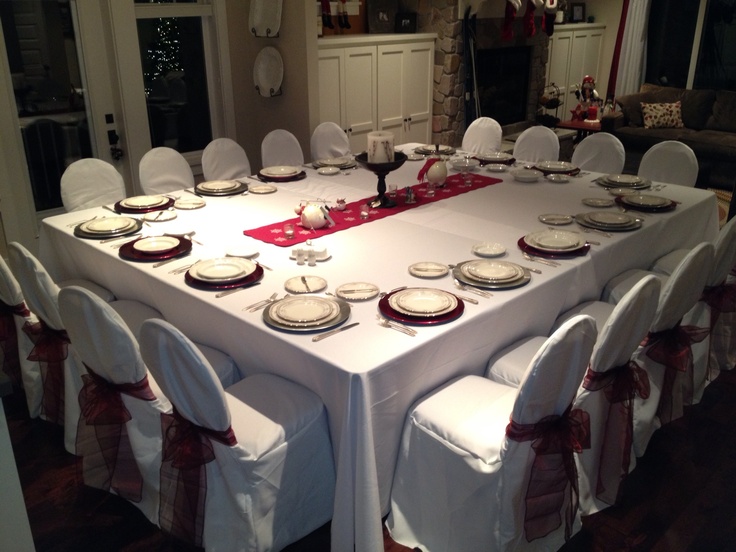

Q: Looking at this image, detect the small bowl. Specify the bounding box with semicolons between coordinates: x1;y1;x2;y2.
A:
472;242;506;257
450;157;480;172
546;173;569;183
485;163;508;173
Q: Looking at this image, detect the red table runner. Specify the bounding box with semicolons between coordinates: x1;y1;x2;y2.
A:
243;173;502;246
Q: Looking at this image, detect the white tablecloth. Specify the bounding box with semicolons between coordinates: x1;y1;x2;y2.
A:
39;144;719;551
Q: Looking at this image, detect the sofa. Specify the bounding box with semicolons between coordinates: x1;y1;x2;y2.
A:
601;83;736;193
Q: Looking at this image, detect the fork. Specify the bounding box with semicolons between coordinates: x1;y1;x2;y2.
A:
244;292;278;312
522;252;560;267
453;279;493;298
376;315;417;336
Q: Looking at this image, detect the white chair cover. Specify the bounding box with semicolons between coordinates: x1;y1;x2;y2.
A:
57;286;171;525
261;129;304;168
60;158;126;212
388;315;597;552
602;242;714;454
570;132;626;174
310;121;350;161
139;318;335;551
0;255;41;416
513;126;560;163
638;140;699;187
139;147;194;195
8;242;162;453
201;138;252;181
462;117;503;154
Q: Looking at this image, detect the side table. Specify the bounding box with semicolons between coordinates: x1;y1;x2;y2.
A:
556;119;602;143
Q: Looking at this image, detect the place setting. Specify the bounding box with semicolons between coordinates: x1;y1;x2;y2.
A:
113;194;175;214
413;144;456;156
118;235;192;262
73;215;143;240
531;160;580;176
312;156;357;171
574;211;644;232
594;173;652;190
614;193;678;212
183;257;264;291
474;151;516;168
517;229;591;259
194;179;248;197
262;294;352;334
452;259;532;291
378;287;465;326
256;165;306;183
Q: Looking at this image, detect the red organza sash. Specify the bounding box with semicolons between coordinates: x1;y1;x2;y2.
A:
76;366;156;500
506;405;590;542
643;321;709;423
22;320;69;424
582;362;650;505
159;409;237;546
0;301;31;386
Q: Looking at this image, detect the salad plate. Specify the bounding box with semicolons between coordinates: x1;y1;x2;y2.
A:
471;242;506;257
620;194;673;208
538;213;573;226
408;262;449;278
511;169;542;182
582;198;614;208
335;282;380;301
248;183;278;194
174;197;206;209
284;275;328;294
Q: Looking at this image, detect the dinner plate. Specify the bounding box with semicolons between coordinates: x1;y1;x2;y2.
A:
460;260;525;283
408;262;449;278
133;236;180;254
595;177;650;190
379;289;465;326
546;173;569;183
190;258;256;283
582;198;614;208
607;187;638;196
475;152;515;164
524;229;585;251
257;170;307;183
511;169;542;182
198;180;239;192
174;197;206;209
263;296;350;333
185;264;264;291
586;212;634;226
271;296;340;327
452;261;531;290
284;275;328;294
248;183;278;194
118;236;191;262
471;242;506;257
253;46;283;97
414;144;455;156
614;196;676;213
120;195;167;209
538;213;573;225
249;0;282;37
604;174;642;186
317;166;340;176
574;213;642;232
80;216;137;234
517;237;591;258
143;209;177;222
534;161;579;174
621;194;672;208
316;156;352;167
195;181;248;197
389;288;458;317
261;165;299;177
485;163;508;173
335;282;380;301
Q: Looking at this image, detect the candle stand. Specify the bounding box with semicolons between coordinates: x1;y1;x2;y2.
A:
355;151;407;208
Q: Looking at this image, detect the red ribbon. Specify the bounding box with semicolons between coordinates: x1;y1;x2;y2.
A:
159;409;237;546
643;321;709;423
416;157;440;182
76;366;156;501
22;320;69;425
506;405;590;542
0;301;31;387
582;362;650;505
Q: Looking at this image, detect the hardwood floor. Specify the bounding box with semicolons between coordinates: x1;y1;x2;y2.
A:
4;369;736;551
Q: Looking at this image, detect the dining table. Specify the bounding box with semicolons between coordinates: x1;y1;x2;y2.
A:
38;143;720;552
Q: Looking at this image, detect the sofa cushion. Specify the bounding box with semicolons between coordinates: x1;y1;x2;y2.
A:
642;101;685;129
681;130;736;162
706;90;736;133
616;92;653;127
613;126;696;152
635;85;715;129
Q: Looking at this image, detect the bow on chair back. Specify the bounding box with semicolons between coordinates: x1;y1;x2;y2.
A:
501;314;597;547
58;285;170;524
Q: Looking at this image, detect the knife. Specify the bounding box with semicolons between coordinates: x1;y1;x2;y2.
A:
100;232;140;244
312;322;360;342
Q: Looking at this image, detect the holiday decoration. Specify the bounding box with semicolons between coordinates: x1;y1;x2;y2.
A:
542;0;559;36
502;0;523;41
570;75;601;121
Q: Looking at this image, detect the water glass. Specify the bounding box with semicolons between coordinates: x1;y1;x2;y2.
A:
284;223;295;239
360;204;370;219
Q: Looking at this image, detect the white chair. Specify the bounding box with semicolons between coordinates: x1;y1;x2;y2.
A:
310;121;350;162
388;315;597;552
139;318;335;551
0;255;41;417
513;125;560;163
602;242;714;452
57;286;171;525
650;215;736;389
637;140;699;187
462;117;503;154
8;242;162;453
261;129;304;168
201;138;251;181
139;147;194;195
571;132;626;174
60;158;126;212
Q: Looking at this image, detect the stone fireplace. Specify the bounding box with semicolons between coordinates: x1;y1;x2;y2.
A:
402;1;549;146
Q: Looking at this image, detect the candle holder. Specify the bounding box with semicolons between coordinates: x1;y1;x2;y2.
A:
355;151;407;208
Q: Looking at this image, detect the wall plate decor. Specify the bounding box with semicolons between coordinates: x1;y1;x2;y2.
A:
250;0;282;37
253;47;284;97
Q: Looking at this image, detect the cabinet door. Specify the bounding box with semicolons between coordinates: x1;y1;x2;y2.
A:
377;44;406;139
547;30;574;118
344;46;377;153
318;49;347;131
402;41;433;144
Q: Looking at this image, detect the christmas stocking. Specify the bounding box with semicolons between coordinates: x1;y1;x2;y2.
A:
338;0;351;29
502;0;522;41
321;0;334;29
524;0;544;38
542;0;558;36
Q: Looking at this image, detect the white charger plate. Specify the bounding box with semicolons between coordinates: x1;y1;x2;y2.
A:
253;46;283;97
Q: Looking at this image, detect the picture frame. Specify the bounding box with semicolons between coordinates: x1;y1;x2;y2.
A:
367;0;397;33
571;3;586;23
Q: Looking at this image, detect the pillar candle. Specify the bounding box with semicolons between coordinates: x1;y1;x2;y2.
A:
367;131;395;163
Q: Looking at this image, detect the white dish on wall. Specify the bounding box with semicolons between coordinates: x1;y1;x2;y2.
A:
254;46;283;97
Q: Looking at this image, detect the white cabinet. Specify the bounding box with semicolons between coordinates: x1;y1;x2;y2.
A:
318;34;436;152
546;24;605;119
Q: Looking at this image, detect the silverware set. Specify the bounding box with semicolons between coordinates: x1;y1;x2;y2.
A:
168;261;199;275
66;215;97;228
244;292;282;312
522;252;561;267
312;322;360;342
453;279;493;298
376;315;416;336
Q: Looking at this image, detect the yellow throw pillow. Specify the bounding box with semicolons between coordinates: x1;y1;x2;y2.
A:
641;101;685;129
